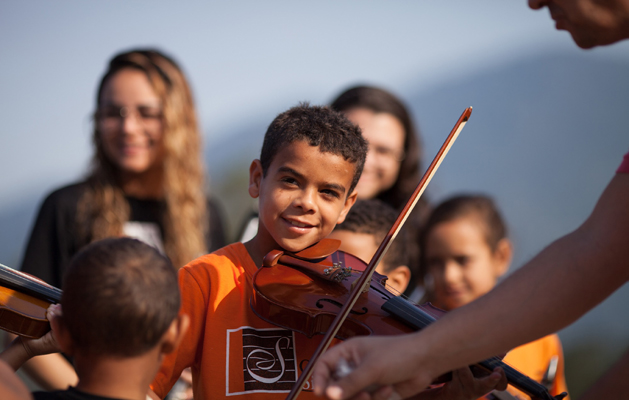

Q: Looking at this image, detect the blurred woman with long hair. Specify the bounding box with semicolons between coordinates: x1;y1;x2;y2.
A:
18;48;226;389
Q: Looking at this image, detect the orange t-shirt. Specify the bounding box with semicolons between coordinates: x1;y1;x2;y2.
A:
485;334;569;399
151;243;338;399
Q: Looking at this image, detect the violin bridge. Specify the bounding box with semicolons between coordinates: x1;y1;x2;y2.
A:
322;261;352;283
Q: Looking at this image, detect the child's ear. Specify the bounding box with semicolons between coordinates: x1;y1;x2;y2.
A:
160;313;190;355
336;190;358;225
51;314;74;357
248;159;263;199
385;265;412;294
492;238;513;278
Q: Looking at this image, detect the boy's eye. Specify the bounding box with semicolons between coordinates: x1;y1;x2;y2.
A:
321;189;340;199
281;177;298;186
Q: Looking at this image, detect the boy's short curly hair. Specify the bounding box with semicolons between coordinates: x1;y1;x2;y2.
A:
61;237;180;357
334;199;408;273
260;103;368;195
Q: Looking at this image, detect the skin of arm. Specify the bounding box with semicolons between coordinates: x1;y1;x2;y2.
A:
19;353;78;390
0;359;32;400
2;336;51;372
313;174;629;400
2;305;76;390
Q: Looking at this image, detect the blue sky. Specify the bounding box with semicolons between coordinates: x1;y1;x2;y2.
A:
3;1;629;209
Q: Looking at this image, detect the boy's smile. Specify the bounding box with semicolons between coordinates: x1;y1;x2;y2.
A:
247;140;357;264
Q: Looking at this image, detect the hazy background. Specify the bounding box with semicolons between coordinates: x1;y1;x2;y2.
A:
1;1;628;396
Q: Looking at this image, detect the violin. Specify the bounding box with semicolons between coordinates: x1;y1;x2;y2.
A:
252;242;566;400
0;263;61;338
250;108;567;400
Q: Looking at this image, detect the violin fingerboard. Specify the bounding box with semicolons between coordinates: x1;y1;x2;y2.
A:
0;264;62;303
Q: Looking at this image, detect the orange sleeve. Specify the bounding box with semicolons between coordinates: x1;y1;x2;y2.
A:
151;266;209;398
495;334;569;400
548;335;569;399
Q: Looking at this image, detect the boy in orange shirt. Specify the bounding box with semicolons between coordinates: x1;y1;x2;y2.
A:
151;105;506;400
150;104;367;399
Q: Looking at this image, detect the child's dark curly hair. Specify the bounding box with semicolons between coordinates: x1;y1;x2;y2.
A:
260;103;368;195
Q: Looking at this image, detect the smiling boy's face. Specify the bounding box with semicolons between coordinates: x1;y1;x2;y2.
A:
248;140;358;258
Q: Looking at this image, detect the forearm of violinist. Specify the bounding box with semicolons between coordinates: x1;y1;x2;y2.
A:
413;173;629;382
0;359;32;400
20;352;78;390
3;332;76;390
2;334;62;371
1;336;36;371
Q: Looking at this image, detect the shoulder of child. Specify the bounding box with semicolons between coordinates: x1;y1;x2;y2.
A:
180;242;252;278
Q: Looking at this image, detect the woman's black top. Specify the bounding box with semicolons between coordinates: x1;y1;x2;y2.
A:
20;182;227;287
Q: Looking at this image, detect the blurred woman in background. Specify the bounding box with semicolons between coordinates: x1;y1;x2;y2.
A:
17;48;226;390
330;85;428;298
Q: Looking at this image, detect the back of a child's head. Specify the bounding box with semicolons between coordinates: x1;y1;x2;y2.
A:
422;194;507;252
260;103;368;194
61;237;180;358
334;199;408;272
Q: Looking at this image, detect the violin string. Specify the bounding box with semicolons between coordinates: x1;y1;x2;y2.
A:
380;281;417;304
382;282;402;296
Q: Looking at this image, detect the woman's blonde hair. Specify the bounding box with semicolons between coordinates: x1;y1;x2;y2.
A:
78;49;208;268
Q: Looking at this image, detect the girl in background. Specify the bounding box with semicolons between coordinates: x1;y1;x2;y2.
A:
18;49;226;390
421;194;568;399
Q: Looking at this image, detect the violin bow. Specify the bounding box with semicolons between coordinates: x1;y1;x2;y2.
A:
285;107;473;400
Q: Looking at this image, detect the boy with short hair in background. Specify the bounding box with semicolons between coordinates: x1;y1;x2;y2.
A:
328;198;412;294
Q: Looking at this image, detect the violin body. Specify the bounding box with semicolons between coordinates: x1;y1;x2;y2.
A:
252;249;444;340
0;286;52;338
0;263;61;338
252;245;566;400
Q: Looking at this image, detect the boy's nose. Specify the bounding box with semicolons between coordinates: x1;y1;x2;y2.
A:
294;188;317;212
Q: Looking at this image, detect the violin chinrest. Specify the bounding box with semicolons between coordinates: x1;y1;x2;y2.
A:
292;239;341;260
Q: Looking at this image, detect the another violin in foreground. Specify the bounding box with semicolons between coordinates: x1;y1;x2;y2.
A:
0;263;61;338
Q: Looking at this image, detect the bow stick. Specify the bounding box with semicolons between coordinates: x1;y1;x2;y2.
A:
285;107;473;399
